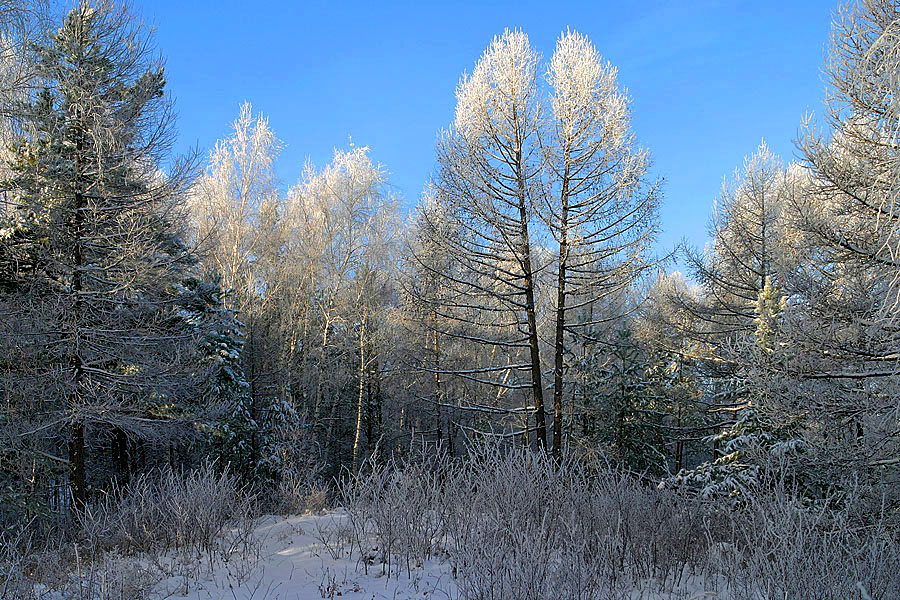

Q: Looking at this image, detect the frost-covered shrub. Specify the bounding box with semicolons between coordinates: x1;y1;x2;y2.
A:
340;450;448;576
0;462;259;600
723;481;900;600
341;447;718;598
275;471;330;515
339;446;900;599
76;462;255;558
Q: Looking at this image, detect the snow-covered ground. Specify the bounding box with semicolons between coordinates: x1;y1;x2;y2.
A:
152;510;458;600
148;510;729;600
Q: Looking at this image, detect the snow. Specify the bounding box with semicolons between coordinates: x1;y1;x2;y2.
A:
144;510;736;600
151;510;458;600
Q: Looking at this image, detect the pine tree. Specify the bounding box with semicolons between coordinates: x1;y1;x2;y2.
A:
667;280;804;498
0;1;197;509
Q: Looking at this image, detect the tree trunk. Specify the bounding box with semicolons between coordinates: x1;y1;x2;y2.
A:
516;149;546;450
552;174;570;459
113;427;130;485
69;82;87;511
365;368;375;458
433;329;443;445
312;318;331;432
352;312;366;471
675;353;684;473
69;422;86;510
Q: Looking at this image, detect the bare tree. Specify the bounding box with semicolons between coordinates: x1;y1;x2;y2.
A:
541;30;660;455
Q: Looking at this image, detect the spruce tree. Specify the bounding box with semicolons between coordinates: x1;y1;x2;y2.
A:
581;327;669;474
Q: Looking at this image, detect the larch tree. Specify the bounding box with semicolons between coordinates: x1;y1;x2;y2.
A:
660;145;802;494
0;0;198;509
783;0;900;483
680;143;794;348
423;30;547;447
541;30;659;456
401;191;474;454
414;29;660;452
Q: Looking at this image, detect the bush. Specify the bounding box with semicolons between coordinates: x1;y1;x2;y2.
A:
339;446;900;599
1;462;259;600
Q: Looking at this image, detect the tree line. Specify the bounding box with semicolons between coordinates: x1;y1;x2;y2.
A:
1;0;898;526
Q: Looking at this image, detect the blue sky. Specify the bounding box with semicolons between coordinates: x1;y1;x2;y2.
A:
139;0;836;256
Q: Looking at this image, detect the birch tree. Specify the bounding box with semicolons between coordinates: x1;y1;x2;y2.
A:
286;146;399;470
189;103;309;482
191;102;282;314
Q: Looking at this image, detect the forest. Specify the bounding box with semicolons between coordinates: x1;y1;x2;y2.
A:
0;0;899;598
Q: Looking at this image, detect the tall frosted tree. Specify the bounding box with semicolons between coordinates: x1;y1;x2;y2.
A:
0;0;198;509
424;30;549;447
191;102;282;315
783;0;900;484
542;30;659;455
188;103;315;484
657;146;802;494
413;29;659;451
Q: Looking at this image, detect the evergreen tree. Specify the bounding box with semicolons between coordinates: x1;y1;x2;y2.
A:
0;1;197;509
668;279;805;498
580;327;669;474
180;278;304;487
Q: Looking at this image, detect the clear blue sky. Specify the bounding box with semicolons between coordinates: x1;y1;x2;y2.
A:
138;0;836;255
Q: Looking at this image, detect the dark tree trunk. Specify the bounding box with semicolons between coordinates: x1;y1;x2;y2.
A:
552;175;570;459
69;90;87;511
69;422;86;509
113;427;130;485
516;152;546;450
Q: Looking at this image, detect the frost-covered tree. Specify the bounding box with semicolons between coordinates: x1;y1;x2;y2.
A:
679;143;795;349
0;0;199;508
177;279;254;481
425;30;550;447
414;29;660;451
191;102;282;314
653;145;804;494
189;103;316;481
777;0;900;490
542;30;659;456
287;147;399;471
400;192;478;455
666;277;806;497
